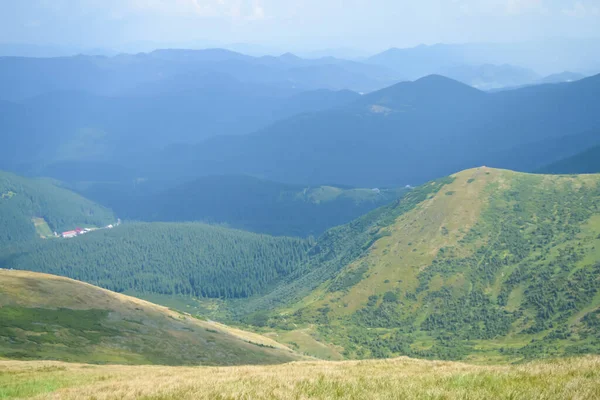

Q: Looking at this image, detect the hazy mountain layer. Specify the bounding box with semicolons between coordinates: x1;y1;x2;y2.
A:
166;74;600;187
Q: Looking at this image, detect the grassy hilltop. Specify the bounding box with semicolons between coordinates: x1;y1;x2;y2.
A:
0;270;299;366
259;168;600;361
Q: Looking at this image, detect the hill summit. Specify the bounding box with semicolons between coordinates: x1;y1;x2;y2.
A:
264;167;600;361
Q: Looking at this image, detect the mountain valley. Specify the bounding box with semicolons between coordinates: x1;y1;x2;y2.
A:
1;31;600;399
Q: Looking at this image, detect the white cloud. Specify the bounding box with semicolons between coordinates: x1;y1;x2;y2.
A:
562;1;598;17
452;0;547;16
127;0;267;19
506;0;545;14
24;20;42;28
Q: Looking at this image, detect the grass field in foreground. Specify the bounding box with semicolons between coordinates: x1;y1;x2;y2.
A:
1;356;600;399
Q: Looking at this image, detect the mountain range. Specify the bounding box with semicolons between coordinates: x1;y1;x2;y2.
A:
0;49;399;102
2;43;600;367
152;74;600;187
2;48;598;190
0;81;360;175
437;64;540;90
366;40;600;78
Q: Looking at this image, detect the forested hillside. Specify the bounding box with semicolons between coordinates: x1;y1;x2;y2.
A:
0;270;298;365
538;145;600;175
0;170;114;247
79;175;406;237
246;168;600;361
1;222;310;299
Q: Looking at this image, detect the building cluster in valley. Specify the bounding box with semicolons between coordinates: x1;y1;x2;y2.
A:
61;227;96;238
59;219;121;239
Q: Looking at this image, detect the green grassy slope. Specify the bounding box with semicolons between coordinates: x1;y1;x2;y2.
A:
0;270;299;366
226;176;454;320
258;168;600;361
0;170;115;247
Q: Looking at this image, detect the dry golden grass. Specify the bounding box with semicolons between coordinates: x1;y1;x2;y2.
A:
1;356;600;399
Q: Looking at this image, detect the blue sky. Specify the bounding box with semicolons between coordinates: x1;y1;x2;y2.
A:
1;0;599;52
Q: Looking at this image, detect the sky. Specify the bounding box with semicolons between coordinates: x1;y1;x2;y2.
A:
1;0;599;54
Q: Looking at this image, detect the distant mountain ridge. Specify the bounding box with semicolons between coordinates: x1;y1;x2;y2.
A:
367;40;600;78
438;64;540;90
156;73;600;187
540;71;587;84
0;49;401;102
0;79;360;175
0;48;395;173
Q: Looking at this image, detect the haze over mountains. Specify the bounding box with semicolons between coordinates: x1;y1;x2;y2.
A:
367;40;600;78
2;46;598;192
4;0;600;396
157;73;600;187
2;38;600;370
0;49;399;102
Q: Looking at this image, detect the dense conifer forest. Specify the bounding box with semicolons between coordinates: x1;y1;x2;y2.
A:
1;222;311;299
